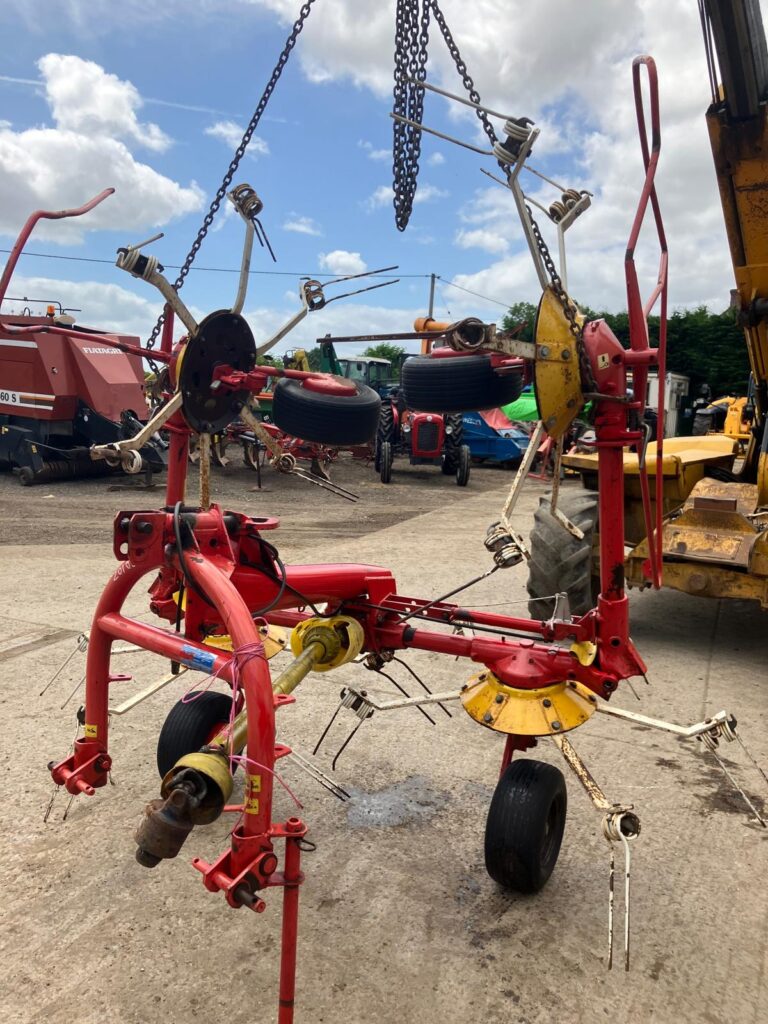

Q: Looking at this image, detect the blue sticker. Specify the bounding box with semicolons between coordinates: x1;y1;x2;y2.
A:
181;644;217;672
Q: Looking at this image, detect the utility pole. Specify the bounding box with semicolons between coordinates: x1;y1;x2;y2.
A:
427;273;436;318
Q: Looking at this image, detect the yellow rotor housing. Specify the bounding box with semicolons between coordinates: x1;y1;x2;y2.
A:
533;285;586;440
461;671;596;736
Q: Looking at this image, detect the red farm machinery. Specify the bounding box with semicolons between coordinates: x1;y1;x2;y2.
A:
38;3;768;1022
0;190;166;485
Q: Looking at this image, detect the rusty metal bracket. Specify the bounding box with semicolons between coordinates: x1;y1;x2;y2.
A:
552;733;640;970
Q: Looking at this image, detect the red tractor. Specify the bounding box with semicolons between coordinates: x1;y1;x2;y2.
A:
375;391;470;485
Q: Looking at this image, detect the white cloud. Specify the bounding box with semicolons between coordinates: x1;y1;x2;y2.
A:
317;249;367;275
205;120;269;157
282;214;322;236
365;182;448;211
39;54;170;152
416;184;449;204
455;228;509;254
0;271;187;339
244;297;425;355
427;151;445;166
365;185;393;210
246;0;749;311
0;56;203;244
358;139;390;161
0;126;204;244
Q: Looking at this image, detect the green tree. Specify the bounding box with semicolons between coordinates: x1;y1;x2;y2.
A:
501;301;538;341
504;301;750;397
363;342;406;364
306;347;323;371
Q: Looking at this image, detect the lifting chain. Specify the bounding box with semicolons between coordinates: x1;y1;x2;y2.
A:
392;0;431;230
391;1;594;390
144;0;318;356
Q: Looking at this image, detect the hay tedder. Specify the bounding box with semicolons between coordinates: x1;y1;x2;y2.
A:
43;3;767;1021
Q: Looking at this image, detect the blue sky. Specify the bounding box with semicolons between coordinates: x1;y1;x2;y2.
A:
0;0;760;353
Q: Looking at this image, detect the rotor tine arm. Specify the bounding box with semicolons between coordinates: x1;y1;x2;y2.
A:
232;218;255;315
322;278;400;306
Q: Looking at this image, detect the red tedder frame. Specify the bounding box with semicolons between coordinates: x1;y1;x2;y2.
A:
47;58;667;1024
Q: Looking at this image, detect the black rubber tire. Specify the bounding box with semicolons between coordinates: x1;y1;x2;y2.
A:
442;413;464;472
455;445;471;487
485;758;567;893
18;466;35;486
527;489;599;618
379;440;393;484
375;402;396;470
692;410;713;436
401;355;523;413
273;378;381;445
156;691;236;778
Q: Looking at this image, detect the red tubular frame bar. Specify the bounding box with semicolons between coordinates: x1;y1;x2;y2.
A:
0;189;115;310
625;56;668;589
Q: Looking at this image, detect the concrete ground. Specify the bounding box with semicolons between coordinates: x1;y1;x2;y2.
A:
0;456;766;1024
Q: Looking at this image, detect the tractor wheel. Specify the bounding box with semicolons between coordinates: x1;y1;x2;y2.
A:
379;441;393;484
375;401;396;470
455;445;471;487
401;355;523;414
485;759;567;893
273;378;380;446
527;488;600;618
442;413;464;473
211;434;230;467
692;410;713;436
156;691;237;778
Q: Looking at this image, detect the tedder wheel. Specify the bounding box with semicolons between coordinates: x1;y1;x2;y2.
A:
401;355;523;414
156;691;237;778
455;444;471;487
273;378;380;446
17;466;35;486
485;759;567;893
379;440;393;484
526;488;600;618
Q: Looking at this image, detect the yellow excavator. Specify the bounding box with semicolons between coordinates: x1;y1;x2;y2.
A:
528;0;768;611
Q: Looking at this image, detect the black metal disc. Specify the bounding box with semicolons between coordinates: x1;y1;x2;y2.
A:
178;309;256;433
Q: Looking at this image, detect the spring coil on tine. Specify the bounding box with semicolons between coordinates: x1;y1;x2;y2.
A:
228;183;264;221
492;117;533;164
303;280;326;311
699;715;738;751
549;188;588;223
116;246;161;281
601;808;640;843
273;452;297;474
484;521;523;569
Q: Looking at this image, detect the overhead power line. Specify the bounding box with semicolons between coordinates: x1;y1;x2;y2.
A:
0;245;417;278
0;250;514;311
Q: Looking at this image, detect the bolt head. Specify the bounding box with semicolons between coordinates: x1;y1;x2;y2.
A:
542;698;552;708
551;721;562;731
483;712;493;723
